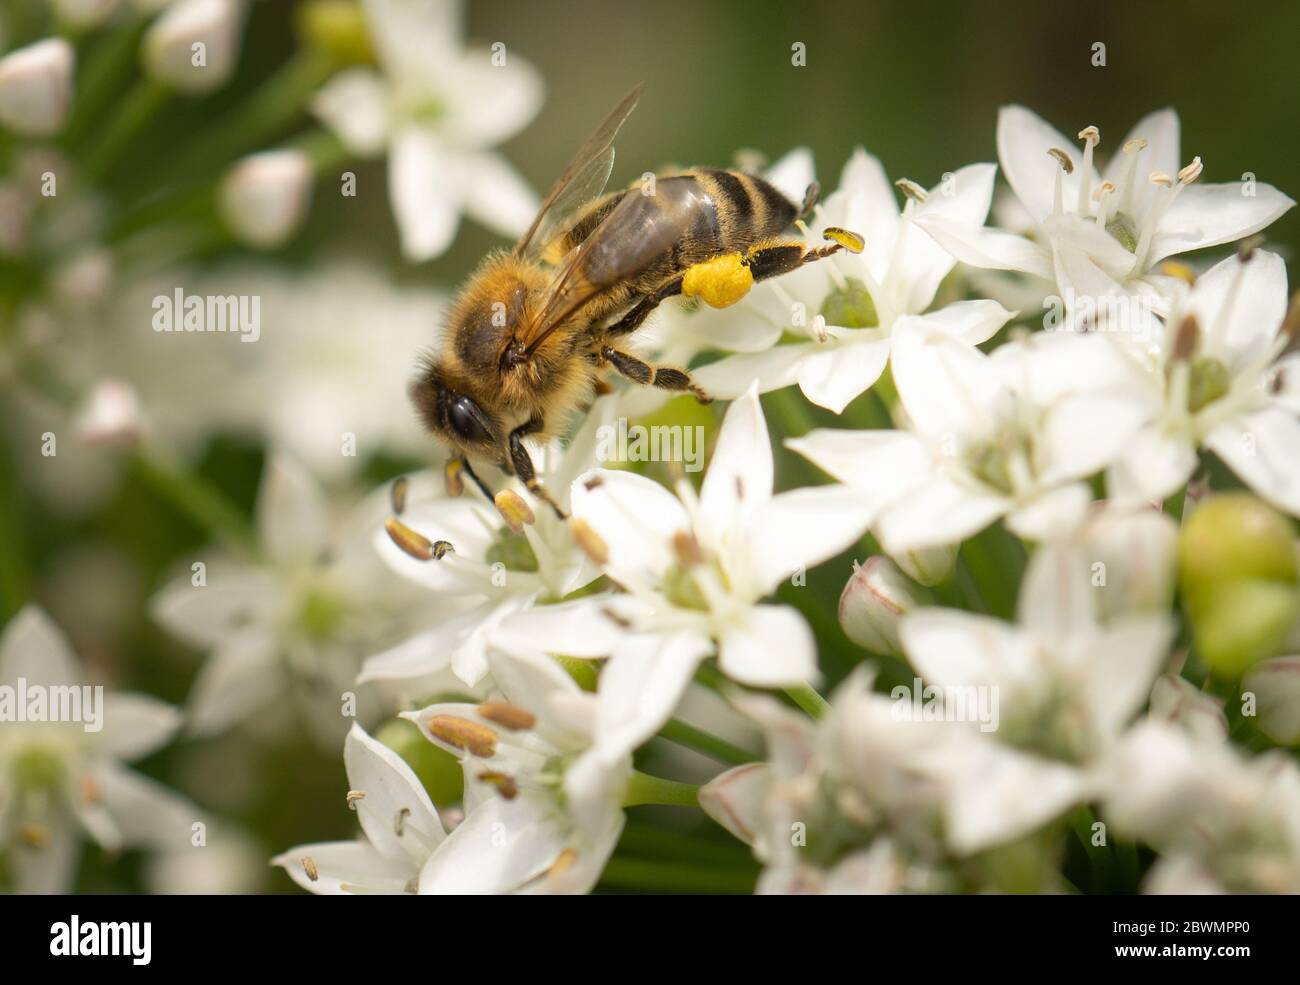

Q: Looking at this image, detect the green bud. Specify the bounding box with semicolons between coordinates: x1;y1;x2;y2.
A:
294;0;375;68
374;718;463;807
1180;494;1300;677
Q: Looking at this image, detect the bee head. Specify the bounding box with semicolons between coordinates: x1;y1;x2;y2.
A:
409;360;501;458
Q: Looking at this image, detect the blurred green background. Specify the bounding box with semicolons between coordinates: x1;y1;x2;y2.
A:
3;0;1298;893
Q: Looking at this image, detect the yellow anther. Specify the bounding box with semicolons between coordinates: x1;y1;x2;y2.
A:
672;530;704;567
1077;125;1100;145
822;226;865;254
19;822;49;848
426;714;499;758
346;790;366;810
569;516;609;565
389;476;409;514
1092;180;1117;202
549;848;578;876
681;254;754;308
477;770;519;800
302;856;319;881
1158;260;1197;285
1178;156;1203;185
495;489;535;532
1123;138;1149;154
385;516;435;561
1149;171;1173;187
893;178;928;203
477;702;537;731
444;459;465;497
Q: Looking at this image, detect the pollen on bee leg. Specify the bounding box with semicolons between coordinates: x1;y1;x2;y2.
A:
346;790;366;810
426;714;499;758
477;701;537;731
389;476;409;514
569;516;609;565
681;253;754;308
495;489;535;532
822;226;865;254
477;770;519;800
384;516;449;561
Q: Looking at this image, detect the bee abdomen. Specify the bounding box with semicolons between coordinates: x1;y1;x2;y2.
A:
695;169;798;250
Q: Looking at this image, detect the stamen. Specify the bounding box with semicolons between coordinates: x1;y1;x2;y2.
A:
80;773;102;805
426;714;499;757
444;459;465;497
346;790;366;810
569;516;609;565
1170;315;1200;363
1148;171;1173;188
1178;156;1203;185
549;848;578;876
1236;235;1263;263
385;516;435;561
1093;180;1117;227
1117;138;1148;215
672;530;705;566
394;807;411;836
302;856;319;881
1157;260;1197;285
477;770;519;800
477;701;537;731
894;178;928;204
1047;148;1073;216
495;489;535;532
1047;148;1075;174
1076;126;1099;214
389;476;409;514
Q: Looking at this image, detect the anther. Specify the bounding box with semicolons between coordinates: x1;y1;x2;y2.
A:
394;807;410;836
1123;138;1148;154
1236;235;1263;263
495;489;535;533
385;516;435;561
477;701;537;731
569;516;609;565
390;476;409;514
426;714;499;758
672;530;705;567
445;459;465;497
894;178;928;203
1149;171;1173;188
1092;180;1116;202
302;856;319;881
1171;314;1201;363
1178;156;1203;185
346;790;366;810
1047;148;1074;173
477;770;519;800
1077;125;1100;145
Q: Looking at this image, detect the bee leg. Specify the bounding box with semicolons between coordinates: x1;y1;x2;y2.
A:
452;456;496;502
745;227;865;283
508;417;567;520
601;346;712;404
605;277;685;338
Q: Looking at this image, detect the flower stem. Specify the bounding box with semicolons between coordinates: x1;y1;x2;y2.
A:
622;770;699;809
82;78;171;183
0;429;31;620
130;447;258;558
598;857;756;893
63;16;148;151
659;718;756;765
785;682;830;719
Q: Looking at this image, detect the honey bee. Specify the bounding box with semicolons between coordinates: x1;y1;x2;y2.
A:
411;85;863;517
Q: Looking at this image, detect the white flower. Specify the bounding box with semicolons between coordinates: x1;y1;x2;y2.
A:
311;0;541;260
402;645;626;894
151;453;444;742
790;323;1147;553
837;555;918;657
691;150;1009;413
143;0;244;95
916;106;1294;318
75;378;145;447
0;38;74;137
362;399;616;691
1102;720;1300;893
566;385;877;753
0;606;193;893
274;723;447;893
898;536;1175;853
218;149;314;250
1106;250;1300;516
1242;656;1300;746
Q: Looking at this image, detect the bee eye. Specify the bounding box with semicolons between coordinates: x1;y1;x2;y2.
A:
448;396;492;444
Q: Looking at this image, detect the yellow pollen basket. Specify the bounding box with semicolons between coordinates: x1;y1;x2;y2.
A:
682;254;754;308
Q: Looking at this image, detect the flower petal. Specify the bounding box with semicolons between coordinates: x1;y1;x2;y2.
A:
345;723;445;867
100;693;182;762
795;334;891;413
0;605;80;688
310;67;390;156
1205;409;1300;516
273;839;412;894
389;127;460;261
699;384;774;531
997;105;1096;224
1152;182;1295;265
718;604;817;687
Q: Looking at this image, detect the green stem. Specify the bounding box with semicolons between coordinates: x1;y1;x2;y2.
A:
784;682;830;719
622;770;699;809
598;857;756;893
0;428;31;620
63;17;149;151
82;78;171;183
130;446;258;558
659;718;756;765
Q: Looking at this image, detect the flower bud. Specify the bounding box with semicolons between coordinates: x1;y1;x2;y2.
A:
294;0;375;68
1179;493;1299;676
75;379;145;447
143;0;242;95
893;543;956;587
50;0;119;28
839;556;918;656
1242;656;1300;746
219;149;313;249
373;718;463;807
0;39;75;137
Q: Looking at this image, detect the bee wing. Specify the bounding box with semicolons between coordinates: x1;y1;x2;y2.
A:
513;84;643;262
518;177;711;357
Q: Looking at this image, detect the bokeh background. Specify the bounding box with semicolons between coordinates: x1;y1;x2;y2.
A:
2;0;1297;892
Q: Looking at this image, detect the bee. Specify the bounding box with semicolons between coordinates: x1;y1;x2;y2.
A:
411;84;863;518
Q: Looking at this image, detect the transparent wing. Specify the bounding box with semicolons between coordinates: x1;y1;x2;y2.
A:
514;84;643;262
